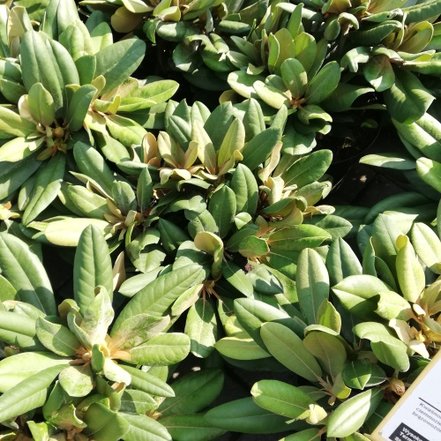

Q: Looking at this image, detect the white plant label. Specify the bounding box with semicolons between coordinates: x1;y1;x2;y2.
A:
372;350;441;441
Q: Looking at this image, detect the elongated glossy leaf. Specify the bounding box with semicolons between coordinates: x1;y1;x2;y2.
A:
303;332;346;378
417;157;441;193
129;333;190;365
395;235;425;302
269;225;332;252
120;365;174;398
332;275;390;316
327;389;383;438
73;140;115;196
0;233;55;314
215;336;271;360
234;298;298;348
411;222;441;273
205;398;290;434
282;150;332;188
296;248;329;325
22;153;66;225
158;369;224;417
0;364;65;422
0;106;37;138
113;264;206;331
84;403;129;441
342;360;386;390
159;414;225;441
241;128;280;171
185;298;217;358
65;84;96;132
0;351;68;392
305;61;341;104
251;380;314;419
230;163;259;215
122;413;171;441
326;238;362;285
384;70;434;123
36;317;81;356
29;217;113;247
280;58;307;98
95;38;146;94
74;225;113;313
208;185;236;238
28;82;55;126
260;322;322;382
59;365;94;397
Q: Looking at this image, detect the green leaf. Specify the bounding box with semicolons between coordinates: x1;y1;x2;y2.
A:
158;369;223;417
113;264;206;331
332;275;390;316
281;149;333;188
280;58;307;98
205;397;289;434
215;336;271;361
384;70;434;123
111;314;170;350
411;222;441;273
234;298;300;348
129;333;190;365
260;322;322;382
251;379;314;419
36;317;81;356
342;360;386;390
417;157;441;193
74;225;114;314
65;84;97;132
185;298;217;358
80;287;114;346
122;413;171;441
22;153;66;225
28;82;55;126
269;225;332;252
73;140;116;196
305;61;341;104
395;235;425;302
0;364;65;422
95;38;146;94
121;365;174;398
327;389;383;438
363;55;395;92
28;217;113;247
119;80;179;112
59;365;94;397
0;106;37;138
0;233;55;314
0;351;69;392
241;128;280;171
326;238;362;285
84;403;129;441
360;153;416;170
354;322;410;371
0;310;40;350
208;185;236;238
296;248;329;325
230;163;259;215
303;332;346;378
159;414;225;441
